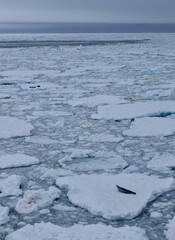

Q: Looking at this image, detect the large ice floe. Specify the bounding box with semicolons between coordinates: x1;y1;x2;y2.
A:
5;222;148;240
0;175;22;197
165;216;175;240
123;117;175;137
67;95;127;107
0;154;40;169
0;206;9;225
147;154;175;173
0;116;34;138
92;101;175;120
56;173;175;220
15;187;61;214
58;149;127;172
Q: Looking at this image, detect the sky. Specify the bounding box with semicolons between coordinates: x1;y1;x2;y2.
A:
0;0;175;24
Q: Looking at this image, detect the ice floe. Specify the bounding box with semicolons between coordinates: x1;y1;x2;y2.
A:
67;95;127;107
123;117;175;137
0;175;22;197
164;216;175;240
0;116;34;138
0;206;9;225
92;101;175;120
58;149;127;172
79;133;124;143
56;173;175;220
147;154;175;173
35;166;72;180
0;154;40;169
5;222;148;240
15;187;61;214
25;136;58;145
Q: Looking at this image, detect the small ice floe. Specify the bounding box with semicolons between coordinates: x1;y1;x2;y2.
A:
52;204;77;211
147;154;175;173
164;216;175;240
92;101;175;120
0;206;9;225
67;95;127;107
35;166;72;180
58;149;127;172
56;173;175;220
0;175;22;197
0;154;40;169
15;187;61;214
79;133;124;143
123;117;175;137
0;116;34;139
5;222;148;240
150;211;163;218
25;136;58;145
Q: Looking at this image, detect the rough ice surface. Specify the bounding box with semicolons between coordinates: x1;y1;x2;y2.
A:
15;187;61;214
0;175;22;197
164;216;175;240
123;117;175;137
0;154;40;169
0;206;9;225
58;149;127;171
56;173;175;220
5;222;148;240
147;154;175;173
79;133;124;143
92;101;175;120
0;116;34;138
67;95;127;107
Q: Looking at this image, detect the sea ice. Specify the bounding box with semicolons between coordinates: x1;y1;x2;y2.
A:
35;166;72;180
15;187;61;214
0;116;34;139
25;136;58;145
0;175;22;197
56;173;175;220
58;149;127;172
79;133;124;143
67;95;127;107
5;222;148;240
147;154;175;173
92;101;175;120
164;216;175;240
0;154;40;169
123;117;175;137
0;206;9;225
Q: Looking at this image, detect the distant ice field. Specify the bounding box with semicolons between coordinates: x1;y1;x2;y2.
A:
0;33;175;240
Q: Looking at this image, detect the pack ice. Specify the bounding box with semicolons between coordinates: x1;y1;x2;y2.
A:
5;222;148;240
56;173;175;220
0;116;34;138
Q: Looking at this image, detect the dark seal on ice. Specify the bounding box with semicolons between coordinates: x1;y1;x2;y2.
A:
116;185;136;195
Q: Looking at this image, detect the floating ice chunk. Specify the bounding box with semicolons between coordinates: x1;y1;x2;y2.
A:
52;204;77;211
0;206;9;225
92;101;175;120
150;211;162;218
164;216;175;240
147;154;175;173
79;133;124;143
5;222;148;240
0;116;34;139
15;187;61;214
123;117;175;137
25;136;58;145
0;175;22;197
35;166;72;180
59;149;127;172
56;173;175;220
0;154;40;169
67;95;127;107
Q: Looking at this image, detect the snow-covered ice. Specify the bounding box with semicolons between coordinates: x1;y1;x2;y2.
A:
56;173;175;220
164;216;175;240
5;222;148;240
79;133;124;143
15;187;61;214
92;101;175;120
123;117;175;137
67;95;127;107
0;206;9;225
147;154;175;173
0;154;40;169
0;175;22;197
0;116;34;138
